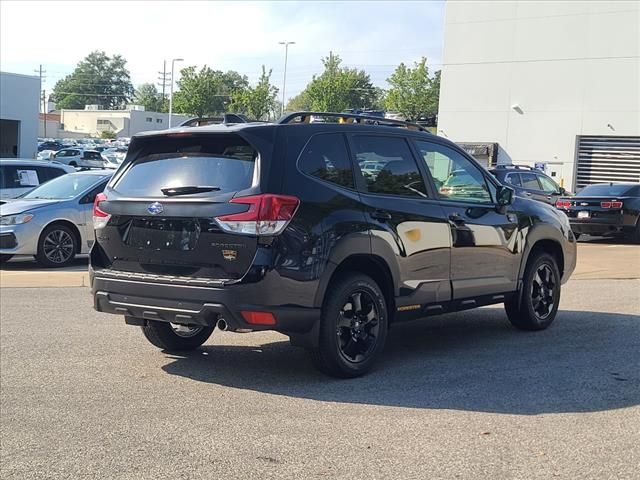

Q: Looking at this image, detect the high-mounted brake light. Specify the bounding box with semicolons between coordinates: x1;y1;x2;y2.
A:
93;192;111;229
556;199;571;209
215;194;300;235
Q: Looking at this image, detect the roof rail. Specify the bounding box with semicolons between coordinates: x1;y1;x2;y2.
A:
178;113;251;128
278;111;429;132
493;164;537;171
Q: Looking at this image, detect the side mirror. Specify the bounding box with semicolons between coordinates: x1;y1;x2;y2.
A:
497;185;514;206
559;187;567;195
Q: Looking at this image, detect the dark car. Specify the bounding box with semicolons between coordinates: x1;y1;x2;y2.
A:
556;182;640;242
90;111;577;378
38;141;65;152
490;165;568;206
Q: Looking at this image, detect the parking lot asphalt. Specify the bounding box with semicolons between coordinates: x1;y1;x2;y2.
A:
1;274;639;478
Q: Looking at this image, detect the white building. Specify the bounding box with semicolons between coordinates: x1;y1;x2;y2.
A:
59;105;190;138
437;0;640;189
0;72;39;158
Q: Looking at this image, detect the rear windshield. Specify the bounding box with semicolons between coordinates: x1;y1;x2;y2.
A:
112;134;257;197
577;184;635;197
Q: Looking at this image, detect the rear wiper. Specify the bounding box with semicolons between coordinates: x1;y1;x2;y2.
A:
160;185;221;196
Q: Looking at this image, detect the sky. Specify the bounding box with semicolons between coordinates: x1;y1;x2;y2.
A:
0;0;445;103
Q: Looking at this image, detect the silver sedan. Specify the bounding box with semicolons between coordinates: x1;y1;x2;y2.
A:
0;170;113;267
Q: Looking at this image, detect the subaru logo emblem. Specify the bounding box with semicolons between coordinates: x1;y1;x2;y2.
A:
147;202;164;215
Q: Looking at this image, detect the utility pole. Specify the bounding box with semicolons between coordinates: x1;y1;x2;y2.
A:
34;65;47;137
278;41;295;116
157;60;170;112
168;58;183;128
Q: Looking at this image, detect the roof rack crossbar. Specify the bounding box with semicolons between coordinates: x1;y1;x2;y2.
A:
278;111;429;132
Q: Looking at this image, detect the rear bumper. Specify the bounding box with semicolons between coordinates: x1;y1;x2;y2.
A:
90;267;320;334
570;221;632;236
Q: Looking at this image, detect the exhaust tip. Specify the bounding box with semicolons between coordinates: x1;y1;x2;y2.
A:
216;318;228;331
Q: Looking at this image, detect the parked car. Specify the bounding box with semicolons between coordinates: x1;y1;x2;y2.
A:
556;182;640;242
90;111;576;378
37;140;65;152
52;148;107;168
490;165;569;206
0;170;113;266
0;159;74;202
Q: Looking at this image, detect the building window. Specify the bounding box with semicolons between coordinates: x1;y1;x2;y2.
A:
97;120;109;125
146;117;152;122
156;118;162;124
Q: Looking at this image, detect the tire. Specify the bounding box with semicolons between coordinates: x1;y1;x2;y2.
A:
35;224;77;268
69;161;77;167
309;274;388;378
0;254;13;263
505;251;561;331
141;320;215;352
631;219;640;244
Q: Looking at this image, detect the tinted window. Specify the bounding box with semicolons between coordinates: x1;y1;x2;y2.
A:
352;136;426;197
299;133;353;188
0;166;41;188
520;172;541;190
113;134;257;197
577;184;636;197
537;174;559;194
505;173;522;187
415;141;492;203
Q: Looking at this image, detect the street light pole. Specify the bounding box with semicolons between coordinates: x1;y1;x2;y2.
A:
278;41;295;116
168;58;184;128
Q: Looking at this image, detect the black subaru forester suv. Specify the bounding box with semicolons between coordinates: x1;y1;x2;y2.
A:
90;112;577;378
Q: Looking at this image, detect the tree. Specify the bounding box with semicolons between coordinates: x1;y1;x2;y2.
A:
100;130;116;139
171;66;249;117
295;53;378;113
229;66;279;120
384;57;440;121
52;51;134;110
286;90;311;112
134;83;163;112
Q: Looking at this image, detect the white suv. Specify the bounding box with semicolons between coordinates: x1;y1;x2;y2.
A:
53;148;107;168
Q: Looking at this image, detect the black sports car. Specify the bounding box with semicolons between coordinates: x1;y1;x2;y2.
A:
556;183;640;242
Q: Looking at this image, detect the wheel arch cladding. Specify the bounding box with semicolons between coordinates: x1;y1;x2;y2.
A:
318;255;396;320
528;239;564;278
43;220;82;254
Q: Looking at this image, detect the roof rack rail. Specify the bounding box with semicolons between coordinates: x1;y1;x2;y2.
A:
278;111;429;132
493;164;536;170
178;113;251;128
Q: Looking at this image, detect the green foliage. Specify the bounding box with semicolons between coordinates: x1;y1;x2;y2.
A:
296;53;378;113
52;51;134;110
384;57;440;121
229;66;279;120
171;66;249;117
286;90;311;112
100;130;116;139
134;83;163;112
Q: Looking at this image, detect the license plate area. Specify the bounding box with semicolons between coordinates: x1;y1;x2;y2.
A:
577;211;590;219
125;218;201;251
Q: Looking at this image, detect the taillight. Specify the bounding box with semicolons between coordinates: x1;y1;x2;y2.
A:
600;200;623;209
93;192;111;229
556;200;571;209
215;194;300;235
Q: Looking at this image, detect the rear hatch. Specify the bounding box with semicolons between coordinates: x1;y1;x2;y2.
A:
93;132;264;280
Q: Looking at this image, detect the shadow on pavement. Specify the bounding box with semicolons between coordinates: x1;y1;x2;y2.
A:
162;308;640;415
0;255;88;271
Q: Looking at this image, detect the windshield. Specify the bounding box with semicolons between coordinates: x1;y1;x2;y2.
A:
23;174;105;199
577;184;635;197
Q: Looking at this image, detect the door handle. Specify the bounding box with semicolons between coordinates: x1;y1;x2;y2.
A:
371;210;392;222
448;213;466;225
524;192;532;196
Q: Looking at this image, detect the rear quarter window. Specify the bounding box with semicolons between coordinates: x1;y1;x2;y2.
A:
112;134;258;197
298;133;354;188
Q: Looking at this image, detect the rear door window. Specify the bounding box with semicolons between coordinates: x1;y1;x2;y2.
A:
298;133;354;188
520;172;542;191
351;135;427;197
112;134;257;197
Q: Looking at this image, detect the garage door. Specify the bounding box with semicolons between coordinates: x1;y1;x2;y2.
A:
575;136;640;189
